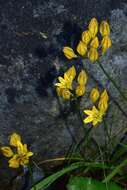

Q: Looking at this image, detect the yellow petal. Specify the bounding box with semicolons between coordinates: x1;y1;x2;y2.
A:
77;41;87;56
8;154;20;168
88;18;98;38
90;88;100;103
76;85;85;97
10;133;21;147
1;146;14;158
82;30;91;45
77;70;88;85
27;151;34;157
90;37;99;49
83;116;93;124
63;47;77;59
65;66;76;81
100;21;110;36
88;48;99;62
17;141;24;155
84;110;93;115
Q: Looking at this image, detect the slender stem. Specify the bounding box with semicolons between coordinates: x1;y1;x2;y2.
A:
28;164;36;190
97;60;127;103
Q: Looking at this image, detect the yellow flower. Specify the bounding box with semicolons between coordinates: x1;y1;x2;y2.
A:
88;48;99;62
88;18;98;38
90;37;99;49
90;88;100;103
1;147;14;158
82;30;91;45
65;66;76;81
63;47;77;59
101;36;112;54
8;141;33;168
77;41;87;56
10;133;21;147
83;106;103;126
76;85;85;97
61;88;72;100
100;21;110;36
77;70;88;85
98;90;109;113
55;73;73;90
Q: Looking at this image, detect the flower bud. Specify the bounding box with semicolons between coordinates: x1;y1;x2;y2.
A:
100;21;110;36
100;89;109;102
76;85;85;97
65;66;76;81
1;147;14;157
77;41;87;56
88;18;98;38
98;99;108;113
82;30;91;45
56;87;62;96
90;37;99;49
88;48;99;62
98;89;109;113
10;133;21;147
77;70;88;85
90;88;100;103
63;47;77;59
101;36;112;54
61;89;72;100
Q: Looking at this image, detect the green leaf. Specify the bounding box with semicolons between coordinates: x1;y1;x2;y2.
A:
67;176;124;190
30;161;113;190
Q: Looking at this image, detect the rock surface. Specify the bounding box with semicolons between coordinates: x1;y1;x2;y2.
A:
0;0;127;188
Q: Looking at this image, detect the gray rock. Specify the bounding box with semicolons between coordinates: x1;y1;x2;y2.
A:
0;0;127;188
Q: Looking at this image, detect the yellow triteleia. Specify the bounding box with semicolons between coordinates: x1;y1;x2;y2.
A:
76;85;85;97
63;47;77;59
77;70;87;85
77;41;87;56
1;146;14;158
10;133;21;147
90;37;99;49
101;36;112;54
82;30;91;45
90;88;100;103
88;18;98;38
65;66;76;81
100;21;110;36
88;48;99;62
83;106;103;126
55;74;73;90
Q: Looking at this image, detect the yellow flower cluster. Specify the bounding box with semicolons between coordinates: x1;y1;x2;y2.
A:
1;133;33;168
55;66;87;100
83;89;109;126
63;18;112;62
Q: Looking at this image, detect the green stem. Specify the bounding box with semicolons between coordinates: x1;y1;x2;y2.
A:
103;158;127;183
97;61;127;103
28;164;36;190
